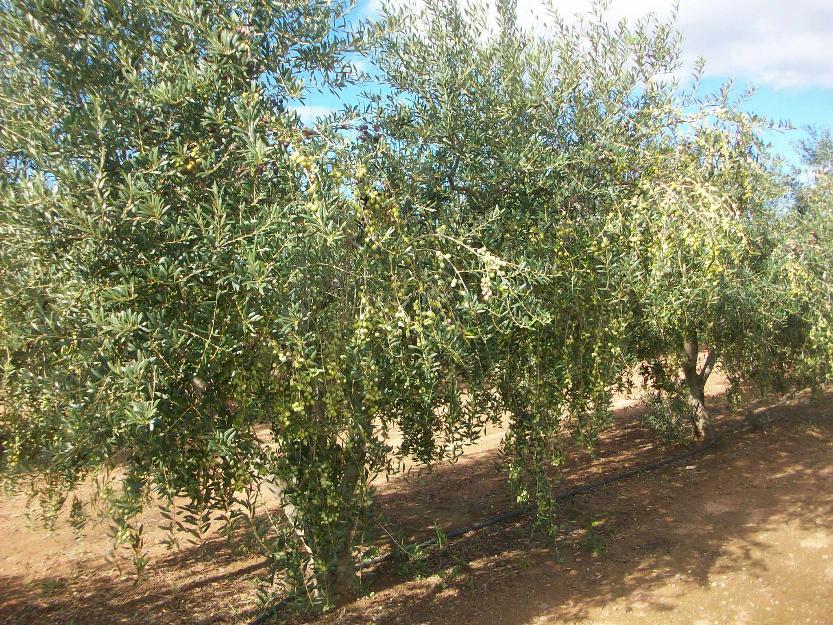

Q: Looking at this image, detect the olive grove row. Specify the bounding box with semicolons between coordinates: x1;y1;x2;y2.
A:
1;0;830;610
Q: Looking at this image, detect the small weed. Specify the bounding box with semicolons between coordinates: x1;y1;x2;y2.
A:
513;553;533;569
433;524;448;549
582;517;609;557
433;555;471;589
398;544;428;578
583;529;604;557
40;578;67;595
435;562;464;588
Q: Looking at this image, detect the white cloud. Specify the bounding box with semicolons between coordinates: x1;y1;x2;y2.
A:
370;0;833;89
668;0;833;89
292;105;335;125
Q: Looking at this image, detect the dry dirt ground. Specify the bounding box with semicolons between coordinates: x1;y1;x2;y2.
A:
2;380;833;625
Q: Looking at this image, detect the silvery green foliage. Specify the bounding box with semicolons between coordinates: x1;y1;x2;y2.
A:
0;0;826;613
622;95;801;436
373;0;814;453
784;130;833;386
371;0;690;514
0;0;510;606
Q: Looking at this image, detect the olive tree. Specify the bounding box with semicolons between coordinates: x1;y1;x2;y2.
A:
620;102;796;439
1;0;820;613
373;0;803;452
0;0;516;607
370;0;700;514
782;129;833;386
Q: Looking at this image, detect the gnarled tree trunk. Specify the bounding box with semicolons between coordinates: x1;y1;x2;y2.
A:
325;538;360;603
324;454;364;603
682;335;717;440
263;464;362;607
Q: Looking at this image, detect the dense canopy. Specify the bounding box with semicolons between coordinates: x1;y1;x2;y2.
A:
1;0;830;611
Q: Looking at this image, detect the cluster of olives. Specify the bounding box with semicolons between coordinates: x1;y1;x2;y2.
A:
290;149;315;171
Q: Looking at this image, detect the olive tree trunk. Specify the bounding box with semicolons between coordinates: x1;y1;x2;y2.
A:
681;336;717;440
325;457;364;602
264;460;363;606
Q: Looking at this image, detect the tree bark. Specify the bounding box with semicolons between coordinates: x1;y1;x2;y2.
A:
262;478;324;605
325;538;360;603
682;335;716;440
686;377;710;440
325;454;363;603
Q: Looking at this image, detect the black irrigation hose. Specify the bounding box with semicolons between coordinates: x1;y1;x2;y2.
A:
250;421;748;625
356;424;734;571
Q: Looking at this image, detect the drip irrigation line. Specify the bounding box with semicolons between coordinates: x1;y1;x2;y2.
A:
357;422;736;571
249;420;748;625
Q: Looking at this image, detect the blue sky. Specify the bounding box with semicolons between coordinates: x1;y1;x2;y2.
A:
300;0;833;167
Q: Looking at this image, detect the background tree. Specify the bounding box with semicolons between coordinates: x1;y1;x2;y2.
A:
781;129;833;387
371;0;707;514
621;99;796;439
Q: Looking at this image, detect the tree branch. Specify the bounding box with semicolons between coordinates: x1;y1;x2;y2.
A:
700;347;717;383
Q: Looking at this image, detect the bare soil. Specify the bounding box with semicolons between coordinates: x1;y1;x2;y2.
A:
2;379;833;625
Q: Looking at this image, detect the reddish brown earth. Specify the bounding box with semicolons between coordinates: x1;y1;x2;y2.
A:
2;380;833;625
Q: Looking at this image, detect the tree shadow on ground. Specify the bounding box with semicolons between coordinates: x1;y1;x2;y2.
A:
0;524;267;625
1;389;831;625
322;389;833;625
